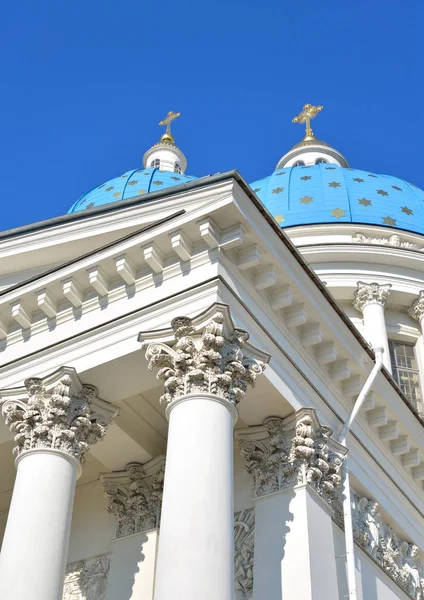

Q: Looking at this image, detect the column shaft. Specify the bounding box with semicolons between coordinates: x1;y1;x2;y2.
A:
362;302;392;372
0;450;79;600
154;394;235;600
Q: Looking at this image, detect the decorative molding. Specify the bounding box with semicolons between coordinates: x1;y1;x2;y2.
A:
234;508;254;600
139;303;270;408
353;232;424;251
334;493;424;600
0;366;117;463
63;554;110;600
409;291;424;324
353;281;392;312
102;456;165;539
236;408;346;505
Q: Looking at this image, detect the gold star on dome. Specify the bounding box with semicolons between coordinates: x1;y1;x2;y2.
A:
382;216;396;226
121;175;127;178
358;198;372;207
368;173;377;178
105;186;114;192
300;176;312;181
253;188;261;193
274;214;284;223
328;181;341;188
325;167;336;170
377;189;389;196
276;171;286;176
153;180;163;186
127;180;138;186
171;176;181;181
300;196;313;204
113;192;121;198
401;206;413;215
98;184;105;189
85;202;95;209
331;208;346;219
137;189;147;195
392;185;402;191
143;172;150;176
353;178;364;183
272;187;284;194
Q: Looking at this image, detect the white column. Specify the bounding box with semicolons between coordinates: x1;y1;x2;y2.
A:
139;304;269;600
354;281;392;372
0;368;116;600
408;290;424;417
236;409;346;600
101;457;165;600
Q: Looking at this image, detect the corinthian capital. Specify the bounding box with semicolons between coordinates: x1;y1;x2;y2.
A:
408;290;424;323
101;456;165;538
138;303;270;408
0;367;117;463
353;281;392;312
236;408;346;506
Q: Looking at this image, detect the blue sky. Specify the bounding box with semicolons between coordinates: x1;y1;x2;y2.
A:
0;0;421;230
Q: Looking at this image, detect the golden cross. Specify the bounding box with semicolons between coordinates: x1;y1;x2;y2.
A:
292;104;323;138
159;110;181;136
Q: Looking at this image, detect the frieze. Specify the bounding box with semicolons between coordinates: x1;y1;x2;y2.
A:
234;509;255;600
353;233;423;251
63;555;110;600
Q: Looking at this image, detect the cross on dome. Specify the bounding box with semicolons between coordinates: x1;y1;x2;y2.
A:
292;103;324;140
159;110;181;143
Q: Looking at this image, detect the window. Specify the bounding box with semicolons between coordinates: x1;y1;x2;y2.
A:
389;340;423;415
293;160;305;166
174;162;182;174
315;158;328;164
150;159;160;169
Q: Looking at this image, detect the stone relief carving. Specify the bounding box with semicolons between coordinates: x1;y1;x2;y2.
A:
63;555;110;600
141;305;269;407
353;233;423;251
236;408;346;506
234;509;255;600
349;493;424;599
353;281;392;312
102;456;165;539
0;367;117;463
409;291;424;323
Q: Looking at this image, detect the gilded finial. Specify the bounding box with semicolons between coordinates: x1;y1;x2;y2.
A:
292;104;323;139
159;110;181;143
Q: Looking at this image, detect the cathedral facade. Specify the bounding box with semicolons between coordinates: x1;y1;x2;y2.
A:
0;106;423;600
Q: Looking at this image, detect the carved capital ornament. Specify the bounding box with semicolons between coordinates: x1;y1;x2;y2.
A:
236;408;346;506
354;281;392;312
138;303;270;411
0;367;117;464
409;290;424;323
101;456;165;538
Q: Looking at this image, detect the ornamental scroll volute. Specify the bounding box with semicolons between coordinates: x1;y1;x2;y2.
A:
0;367;118;463
236;408;346;505
138;303;270;408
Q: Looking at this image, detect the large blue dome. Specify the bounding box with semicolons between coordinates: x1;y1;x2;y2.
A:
68;167;197;213
250;164;424;234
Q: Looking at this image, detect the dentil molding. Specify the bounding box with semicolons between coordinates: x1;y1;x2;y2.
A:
353;281;392;312
139;302;270;409
0;366;118;463
236;408;346;506
101;456;165;539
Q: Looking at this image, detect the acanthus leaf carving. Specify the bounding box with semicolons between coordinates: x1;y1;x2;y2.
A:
236;409;346;506
353;281;392;312
0;367;117;464
409;291;424;323
101;456;165;539
140;304;269;408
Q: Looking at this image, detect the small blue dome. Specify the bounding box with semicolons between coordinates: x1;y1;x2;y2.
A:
68;168;197;213
250;164;424;234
